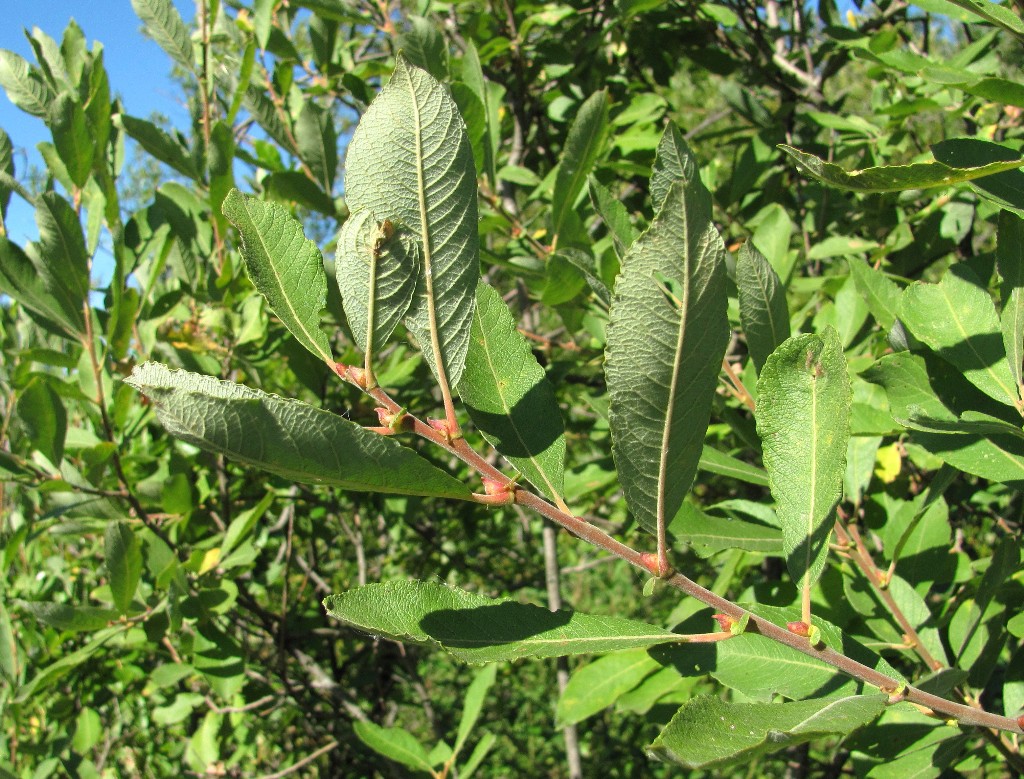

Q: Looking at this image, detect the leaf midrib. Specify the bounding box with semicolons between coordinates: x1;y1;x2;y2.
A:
473;303;560;499
240;199;330;363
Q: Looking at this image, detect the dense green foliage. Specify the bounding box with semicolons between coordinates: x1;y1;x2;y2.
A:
2;0;1024;775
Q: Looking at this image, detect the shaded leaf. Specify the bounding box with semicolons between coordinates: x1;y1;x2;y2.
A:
124;362;473;500
459;283;566;500
0;237;83;335
900;265;1019;409
354;721;433;774
344;55;479;387
998;211;1024;391
222;189;334;364
116;114;199;180
648;694;886;770
755;329;850;590
779;143;1024;193
16;379;66;466
105;521;142;614
589;176;639;257
737;241;790;373
551;90;609;242
49;92;92;188
606;164;729;535
295;101;336;192
323;580;683;662
18;601;119;633
35;191;90;304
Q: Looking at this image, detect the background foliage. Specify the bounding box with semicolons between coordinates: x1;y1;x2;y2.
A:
2;0;1024;775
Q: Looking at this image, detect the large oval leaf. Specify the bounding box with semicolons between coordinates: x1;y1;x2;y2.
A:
344;55;479;388
605;139;729;537
755;329;851;591
458;283;566;501
125;362;472;500
222;190;334;364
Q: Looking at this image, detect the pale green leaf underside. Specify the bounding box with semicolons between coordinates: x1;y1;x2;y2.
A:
900;266;1020;409
336;209;419;356
648;694;886;770
323;580;683;662
606;177;729;535
780;144;1024;193
125;362;472;500
223;190;334;364
344;55;479;387
755;329;851;590
459;283;565;500
130;0;195;73
737;241;790;373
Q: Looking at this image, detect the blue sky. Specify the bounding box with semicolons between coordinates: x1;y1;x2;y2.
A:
0;0;193;249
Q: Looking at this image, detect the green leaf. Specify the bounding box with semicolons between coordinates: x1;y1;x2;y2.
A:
737;241;790;373
261;171;336;215
35;191;90;304
998;211;1024;391
943;0;1024;36
557;648;658;726
335;209;419;364
323;580;683;661
14;626;128;703
116;114;199;181
454;664;497;759
779;143;1024;193
933;138;1024;215
344;55;479;388
295;101;336;193
353;721;433;774
697;446;769;487
669;501;782;557
606;171;730;535
648;694;886;770
49;92;92;188
755;329;850;591
900;265;1020;409
124;362;473;500
651;124;698;214
17;601;119;632
0;237;83;335
0;49;52;117
401;15;449;80
16;379;66;466
244;84;297;154
551;90;609;243
130;0;195;73
460;41;497;185
864;353;1024;482
105;521;142;614
222;189;334;364
458;283;566;501
459;731;497;779
589;176;639;257
848;257;902;331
